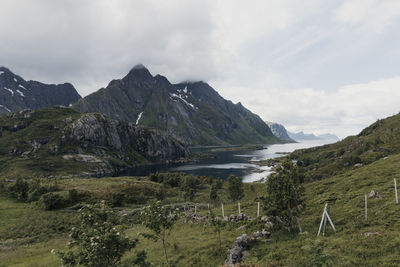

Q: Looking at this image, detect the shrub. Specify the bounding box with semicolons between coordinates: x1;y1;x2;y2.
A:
264;160;305;231
228;175;244;201
56;202;137;266
8;178;29;201
40;192;65;210
110;192;125;207
140;201;178;266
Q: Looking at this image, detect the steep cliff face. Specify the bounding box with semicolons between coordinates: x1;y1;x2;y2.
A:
74;65;281;146
0;67;81;114
63;113;188;163
0;107;188;177
266;122;295;142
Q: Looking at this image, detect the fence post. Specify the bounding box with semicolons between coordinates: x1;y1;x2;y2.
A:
222;203;225;217
257;202;260;217
365;194;368;221
195;205;197;214
238;202;241;215
395;178;398;204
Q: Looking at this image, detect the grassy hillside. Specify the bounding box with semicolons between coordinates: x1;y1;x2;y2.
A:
290;112;400;181
2;153;400;266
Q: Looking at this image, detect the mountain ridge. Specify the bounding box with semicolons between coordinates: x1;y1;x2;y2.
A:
265;122;295;142
74;65;282;146
0;67;81;114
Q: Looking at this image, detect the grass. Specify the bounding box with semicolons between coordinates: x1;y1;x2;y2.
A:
2;153;400;266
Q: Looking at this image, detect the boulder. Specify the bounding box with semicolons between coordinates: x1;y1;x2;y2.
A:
225;234;251;266
368;190;382;199
225;230;272;266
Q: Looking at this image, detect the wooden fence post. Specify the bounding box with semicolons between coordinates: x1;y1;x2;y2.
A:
365;194;367;221
257;202;260;217
238;202;241;215
395;178;398;204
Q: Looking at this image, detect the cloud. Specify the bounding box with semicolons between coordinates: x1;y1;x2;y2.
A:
218;76;400;138
1;0;400;138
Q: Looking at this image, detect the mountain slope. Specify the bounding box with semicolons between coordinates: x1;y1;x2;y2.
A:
0;107;188;177
290;113;400;181
265;122;295;142
73;65;281;146
0;67;81;114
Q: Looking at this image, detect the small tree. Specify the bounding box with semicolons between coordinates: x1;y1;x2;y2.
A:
209;184;220;206
227;175;244;201
56;202;137;266
207;210;225;254
140;201;178;266
263;160;305;231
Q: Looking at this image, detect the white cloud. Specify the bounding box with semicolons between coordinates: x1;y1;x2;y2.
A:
335;0;400;33
1;0;400;139
218;76;400;138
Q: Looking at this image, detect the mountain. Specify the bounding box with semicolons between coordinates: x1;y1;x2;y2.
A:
0;107;188;177
0;67;81;114
290;113;400;181
317;133;340;141
287;131;339;141
265;122;295;142
73;65;281;146
287;131;321;141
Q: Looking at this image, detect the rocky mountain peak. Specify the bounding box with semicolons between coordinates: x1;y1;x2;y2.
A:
0;67;81;114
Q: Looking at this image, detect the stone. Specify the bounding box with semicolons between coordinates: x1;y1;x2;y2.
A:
368;190;382;199
225;234;251;266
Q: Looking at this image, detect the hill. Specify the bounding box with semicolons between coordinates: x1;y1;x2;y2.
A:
0;67;81;114
0;107;188;177
289;113;400;181
73;65;281;146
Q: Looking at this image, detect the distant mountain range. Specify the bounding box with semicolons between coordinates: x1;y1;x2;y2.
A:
287;131;339;141
266;121;339;142
0;67;81;114
73;65;281;146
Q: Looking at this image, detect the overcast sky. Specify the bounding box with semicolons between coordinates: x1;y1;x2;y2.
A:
1;0;400;138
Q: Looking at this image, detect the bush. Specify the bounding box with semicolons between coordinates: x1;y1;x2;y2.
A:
8;178;29;201
227;175;244;201
56;202;137;266
264;160;305;231
110;192;125;207
67;189;80;204
40;192;65;210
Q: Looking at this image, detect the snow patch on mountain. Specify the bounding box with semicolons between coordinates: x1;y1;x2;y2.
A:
16;89;25;97
136;112;143;124
0;105;11;112
170;93;198;109
4;87;14;96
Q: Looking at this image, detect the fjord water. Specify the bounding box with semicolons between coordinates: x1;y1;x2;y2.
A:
124;139;337;182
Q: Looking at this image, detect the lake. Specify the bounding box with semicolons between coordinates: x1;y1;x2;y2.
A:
122;139;337;182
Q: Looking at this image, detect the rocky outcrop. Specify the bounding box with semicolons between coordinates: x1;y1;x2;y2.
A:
62;113;188;163
224;213;254;222
0;107;189;177
225;231;271;266
0;67;81;114
74;65;281;146
266;122;295;142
